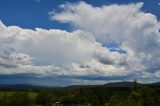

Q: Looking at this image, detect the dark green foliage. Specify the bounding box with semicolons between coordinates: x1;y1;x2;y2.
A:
136;87;160;106
0;84;159;106
36;90;54;105
90;95;100;106
0;92;32;106
106;87;160;106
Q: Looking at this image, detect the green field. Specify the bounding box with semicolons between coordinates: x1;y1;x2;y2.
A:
0;91;37;99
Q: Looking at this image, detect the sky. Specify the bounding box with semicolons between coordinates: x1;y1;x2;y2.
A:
0;0;160;86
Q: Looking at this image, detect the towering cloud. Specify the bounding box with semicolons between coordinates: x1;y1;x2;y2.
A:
50;2;160;79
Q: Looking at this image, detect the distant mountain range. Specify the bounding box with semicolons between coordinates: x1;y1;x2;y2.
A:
0;84;50;89
103;81;139;87
0;81;159;89
103;81;160;87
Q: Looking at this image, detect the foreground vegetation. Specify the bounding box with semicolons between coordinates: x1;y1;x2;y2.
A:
0;82;159;106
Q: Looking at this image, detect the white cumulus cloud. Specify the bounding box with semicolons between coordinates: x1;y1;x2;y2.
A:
0;1;160;85
50;2;160;80
0;20;126;77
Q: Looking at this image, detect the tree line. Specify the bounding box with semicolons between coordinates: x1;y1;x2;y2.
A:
0;83;159;106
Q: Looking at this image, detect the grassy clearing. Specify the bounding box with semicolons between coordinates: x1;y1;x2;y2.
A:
0;91;37;99
0;91;15;98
